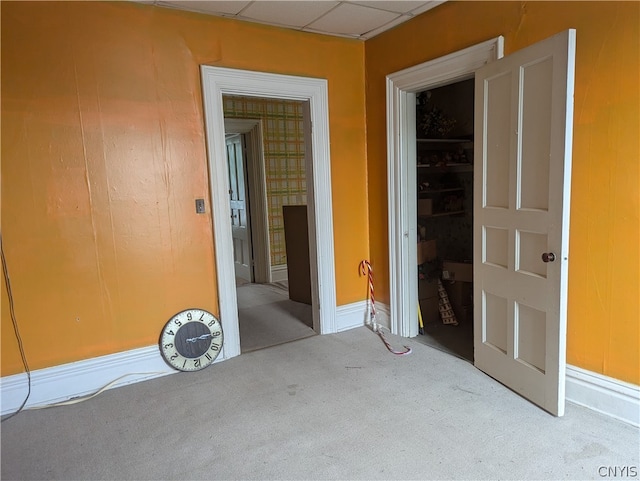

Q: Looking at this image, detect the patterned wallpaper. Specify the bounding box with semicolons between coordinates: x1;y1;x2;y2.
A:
223;96;307;267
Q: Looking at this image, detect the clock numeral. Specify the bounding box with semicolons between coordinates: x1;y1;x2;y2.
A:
161;310;221;372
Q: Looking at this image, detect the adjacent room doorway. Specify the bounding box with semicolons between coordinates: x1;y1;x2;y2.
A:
201;66;338;361
223;110;315;353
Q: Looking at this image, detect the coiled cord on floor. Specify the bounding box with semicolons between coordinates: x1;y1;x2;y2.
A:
1;234;32;422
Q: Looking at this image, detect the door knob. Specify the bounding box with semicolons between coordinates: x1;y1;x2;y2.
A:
541;252;556;263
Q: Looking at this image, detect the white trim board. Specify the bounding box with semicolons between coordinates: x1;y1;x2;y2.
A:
0;304;370;416
270;265;288;283
334;300;390;333
201;66;337;355
3;345;637;427
224;118;271;284
386;37;504;338
1;347;176;416
566;365;640;427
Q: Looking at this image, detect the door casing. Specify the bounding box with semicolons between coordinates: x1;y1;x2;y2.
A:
201;67;337;360
224;119;270;284
386;37;504;338
226;134;253;282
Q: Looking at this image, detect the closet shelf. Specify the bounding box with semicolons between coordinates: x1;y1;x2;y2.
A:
417;164;473;173
419;187;464;195
418;210;466;218
417;138;473;143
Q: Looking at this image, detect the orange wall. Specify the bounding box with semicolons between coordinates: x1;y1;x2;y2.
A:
3;1;638;387
365;1;639;384
1;1;368;374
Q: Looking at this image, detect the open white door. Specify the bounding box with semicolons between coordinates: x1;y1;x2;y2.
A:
226;134;253;282
473;30;576;416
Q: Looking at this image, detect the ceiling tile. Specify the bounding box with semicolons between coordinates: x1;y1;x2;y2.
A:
408;0;446;16
157;1;251;16
349;1;429;14
142;0;447;40
241;1;339;28
307;2;398;36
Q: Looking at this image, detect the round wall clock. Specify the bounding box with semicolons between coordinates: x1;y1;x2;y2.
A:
159;308;224;372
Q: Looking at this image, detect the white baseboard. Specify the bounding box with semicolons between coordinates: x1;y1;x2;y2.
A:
335;301;390;333
4;329;636;427
270;264;288;283
0;300;374;416
566;365;639;427
335;300;367;332
0;346;177;416
0;343;218;417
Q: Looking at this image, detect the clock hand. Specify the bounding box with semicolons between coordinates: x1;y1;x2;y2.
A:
185;334;213;343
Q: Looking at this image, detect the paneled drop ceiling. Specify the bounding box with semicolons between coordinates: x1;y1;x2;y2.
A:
143;1;445;40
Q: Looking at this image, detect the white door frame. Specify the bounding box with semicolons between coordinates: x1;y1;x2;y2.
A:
226;133;253;282
201;66;337;360
386;37;504;337
224;119;271;284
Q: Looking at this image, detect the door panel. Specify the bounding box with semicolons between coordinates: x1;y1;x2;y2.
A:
484;226;509;268
484;71;512;210
474;30;575;416
519;57;553;211
226;134;252;282
484;292;508;354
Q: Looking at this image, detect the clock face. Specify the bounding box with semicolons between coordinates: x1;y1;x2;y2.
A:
159;309;223;372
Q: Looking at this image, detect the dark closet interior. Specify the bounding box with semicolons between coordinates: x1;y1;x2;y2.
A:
416;78;474;362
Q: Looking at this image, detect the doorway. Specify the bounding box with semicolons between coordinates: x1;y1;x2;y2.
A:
224;118;271;285
223;99;316;353
226;132;254;284
414;78;475;362
385;37;503;341
201;66;338;361
388;31;576;416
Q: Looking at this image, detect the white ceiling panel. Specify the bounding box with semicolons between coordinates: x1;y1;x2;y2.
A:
141;1;445;40
307;2;398;36
408;0;446;16
350;1;431;14
240;1;338;28
156;0;251;15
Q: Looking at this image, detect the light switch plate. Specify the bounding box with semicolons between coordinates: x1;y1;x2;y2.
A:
195;199;206;214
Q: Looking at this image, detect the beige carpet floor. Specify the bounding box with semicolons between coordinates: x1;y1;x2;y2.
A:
2;327;638;480
237;282;315;352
